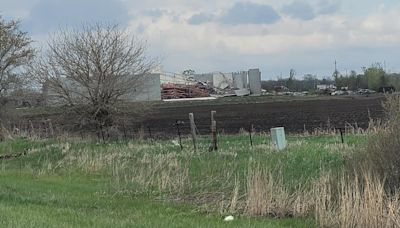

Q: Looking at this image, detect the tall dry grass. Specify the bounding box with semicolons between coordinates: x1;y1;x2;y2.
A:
312;95;400;227
245;163;313;218
244;163;400;227
349;95;400;190
314;171;400;228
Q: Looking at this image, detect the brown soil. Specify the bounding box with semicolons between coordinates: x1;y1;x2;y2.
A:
143;96;385;135
19;95;386;138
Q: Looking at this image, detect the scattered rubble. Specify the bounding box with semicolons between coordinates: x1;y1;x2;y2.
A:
162;69;262;99
234;88;251;97
357;89;376;95
161;83;210;99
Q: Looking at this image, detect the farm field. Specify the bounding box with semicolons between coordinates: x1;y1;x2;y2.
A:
146;95;385;135
18;95;385;138
0;133;364;227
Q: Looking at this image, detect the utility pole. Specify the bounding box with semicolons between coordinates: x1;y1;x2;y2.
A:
334;60;338;78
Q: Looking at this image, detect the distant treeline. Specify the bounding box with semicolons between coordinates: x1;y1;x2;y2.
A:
262;63;400;92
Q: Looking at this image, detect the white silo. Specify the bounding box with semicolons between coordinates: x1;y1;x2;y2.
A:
233;72;244;89
241;71;248;88
248;69;261;95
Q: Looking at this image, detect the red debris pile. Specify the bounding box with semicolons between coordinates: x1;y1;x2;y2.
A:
162;83;211;99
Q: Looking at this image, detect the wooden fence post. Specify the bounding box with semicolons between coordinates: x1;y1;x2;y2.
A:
338;128;344;144
209;111;217;151
189;113;197;151
249;124;253;147
29;120;34;138
175;121;183;150
148;126;152;140
48;120;55;138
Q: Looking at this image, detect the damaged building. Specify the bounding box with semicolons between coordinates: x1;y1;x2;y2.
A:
189;68;262;98
43;68;263;104
119;68;262;101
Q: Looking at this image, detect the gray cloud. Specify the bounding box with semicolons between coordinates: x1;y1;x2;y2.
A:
317;0;340;15
282;1;316;20
188;13;214;25
219;2;281;25
23;0;130;34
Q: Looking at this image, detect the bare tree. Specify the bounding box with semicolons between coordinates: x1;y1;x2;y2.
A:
0;16;34;98
0;16;34;139
32;23;157;138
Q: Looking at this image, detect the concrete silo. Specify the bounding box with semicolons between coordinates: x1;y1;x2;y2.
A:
248;68;261;95
233;72;244;89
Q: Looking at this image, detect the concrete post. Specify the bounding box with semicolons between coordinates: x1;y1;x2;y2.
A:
270;127;287;151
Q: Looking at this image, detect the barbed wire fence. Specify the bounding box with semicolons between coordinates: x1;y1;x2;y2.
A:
1;109;376;153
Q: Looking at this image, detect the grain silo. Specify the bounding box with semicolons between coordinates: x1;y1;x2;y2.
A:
248;68;261;95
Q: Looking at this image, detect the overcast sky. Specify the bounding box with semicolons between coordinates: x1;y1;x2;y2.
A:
1;0;399;79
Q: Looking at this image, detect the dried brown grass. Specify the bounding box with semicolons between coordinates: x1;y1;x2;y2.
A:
349;95;400;191
131;153;190;193
314;171;400;228
245;163;313;218
243;163;400;228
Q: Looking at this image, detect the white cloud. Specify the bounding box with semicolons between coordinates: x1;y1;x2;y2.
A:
2;0;400;77
127;1;400;77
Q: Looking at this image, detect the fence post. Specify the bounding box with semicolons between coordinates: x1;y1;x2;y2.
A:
175;121;183;150
148;126;152;140
209;111;217;151
249;124;253;147
338;128;344;144
29;120;34;138
189;113;197;151
48;120;55;138
122;124;127;140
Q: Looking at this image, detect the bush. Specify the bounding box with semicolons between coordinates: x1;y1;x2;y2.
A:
349;95;400;190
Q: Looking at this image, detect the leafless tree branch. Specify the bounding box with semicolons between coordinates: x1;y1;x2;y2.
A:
30;23;157;137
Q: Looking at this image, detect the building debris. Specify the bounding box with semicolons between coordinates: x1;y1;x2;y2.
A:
161;68;262;100
161;83;210;99
234;88;251;97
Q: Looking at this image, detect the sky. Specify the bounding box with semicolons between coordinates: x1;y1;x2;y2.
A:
1;0;400;79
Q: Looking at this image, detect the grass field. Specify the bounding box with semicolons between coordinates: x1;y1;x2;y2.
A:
0;134;364;227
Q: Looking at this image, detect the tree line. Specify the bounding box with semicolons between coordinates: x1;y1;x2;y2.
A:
262;65;400;92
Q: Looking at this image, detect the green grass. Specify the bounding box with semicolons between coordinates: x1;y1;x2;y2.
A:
0;171;314;228
0;137;53;155
0;134;364;227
